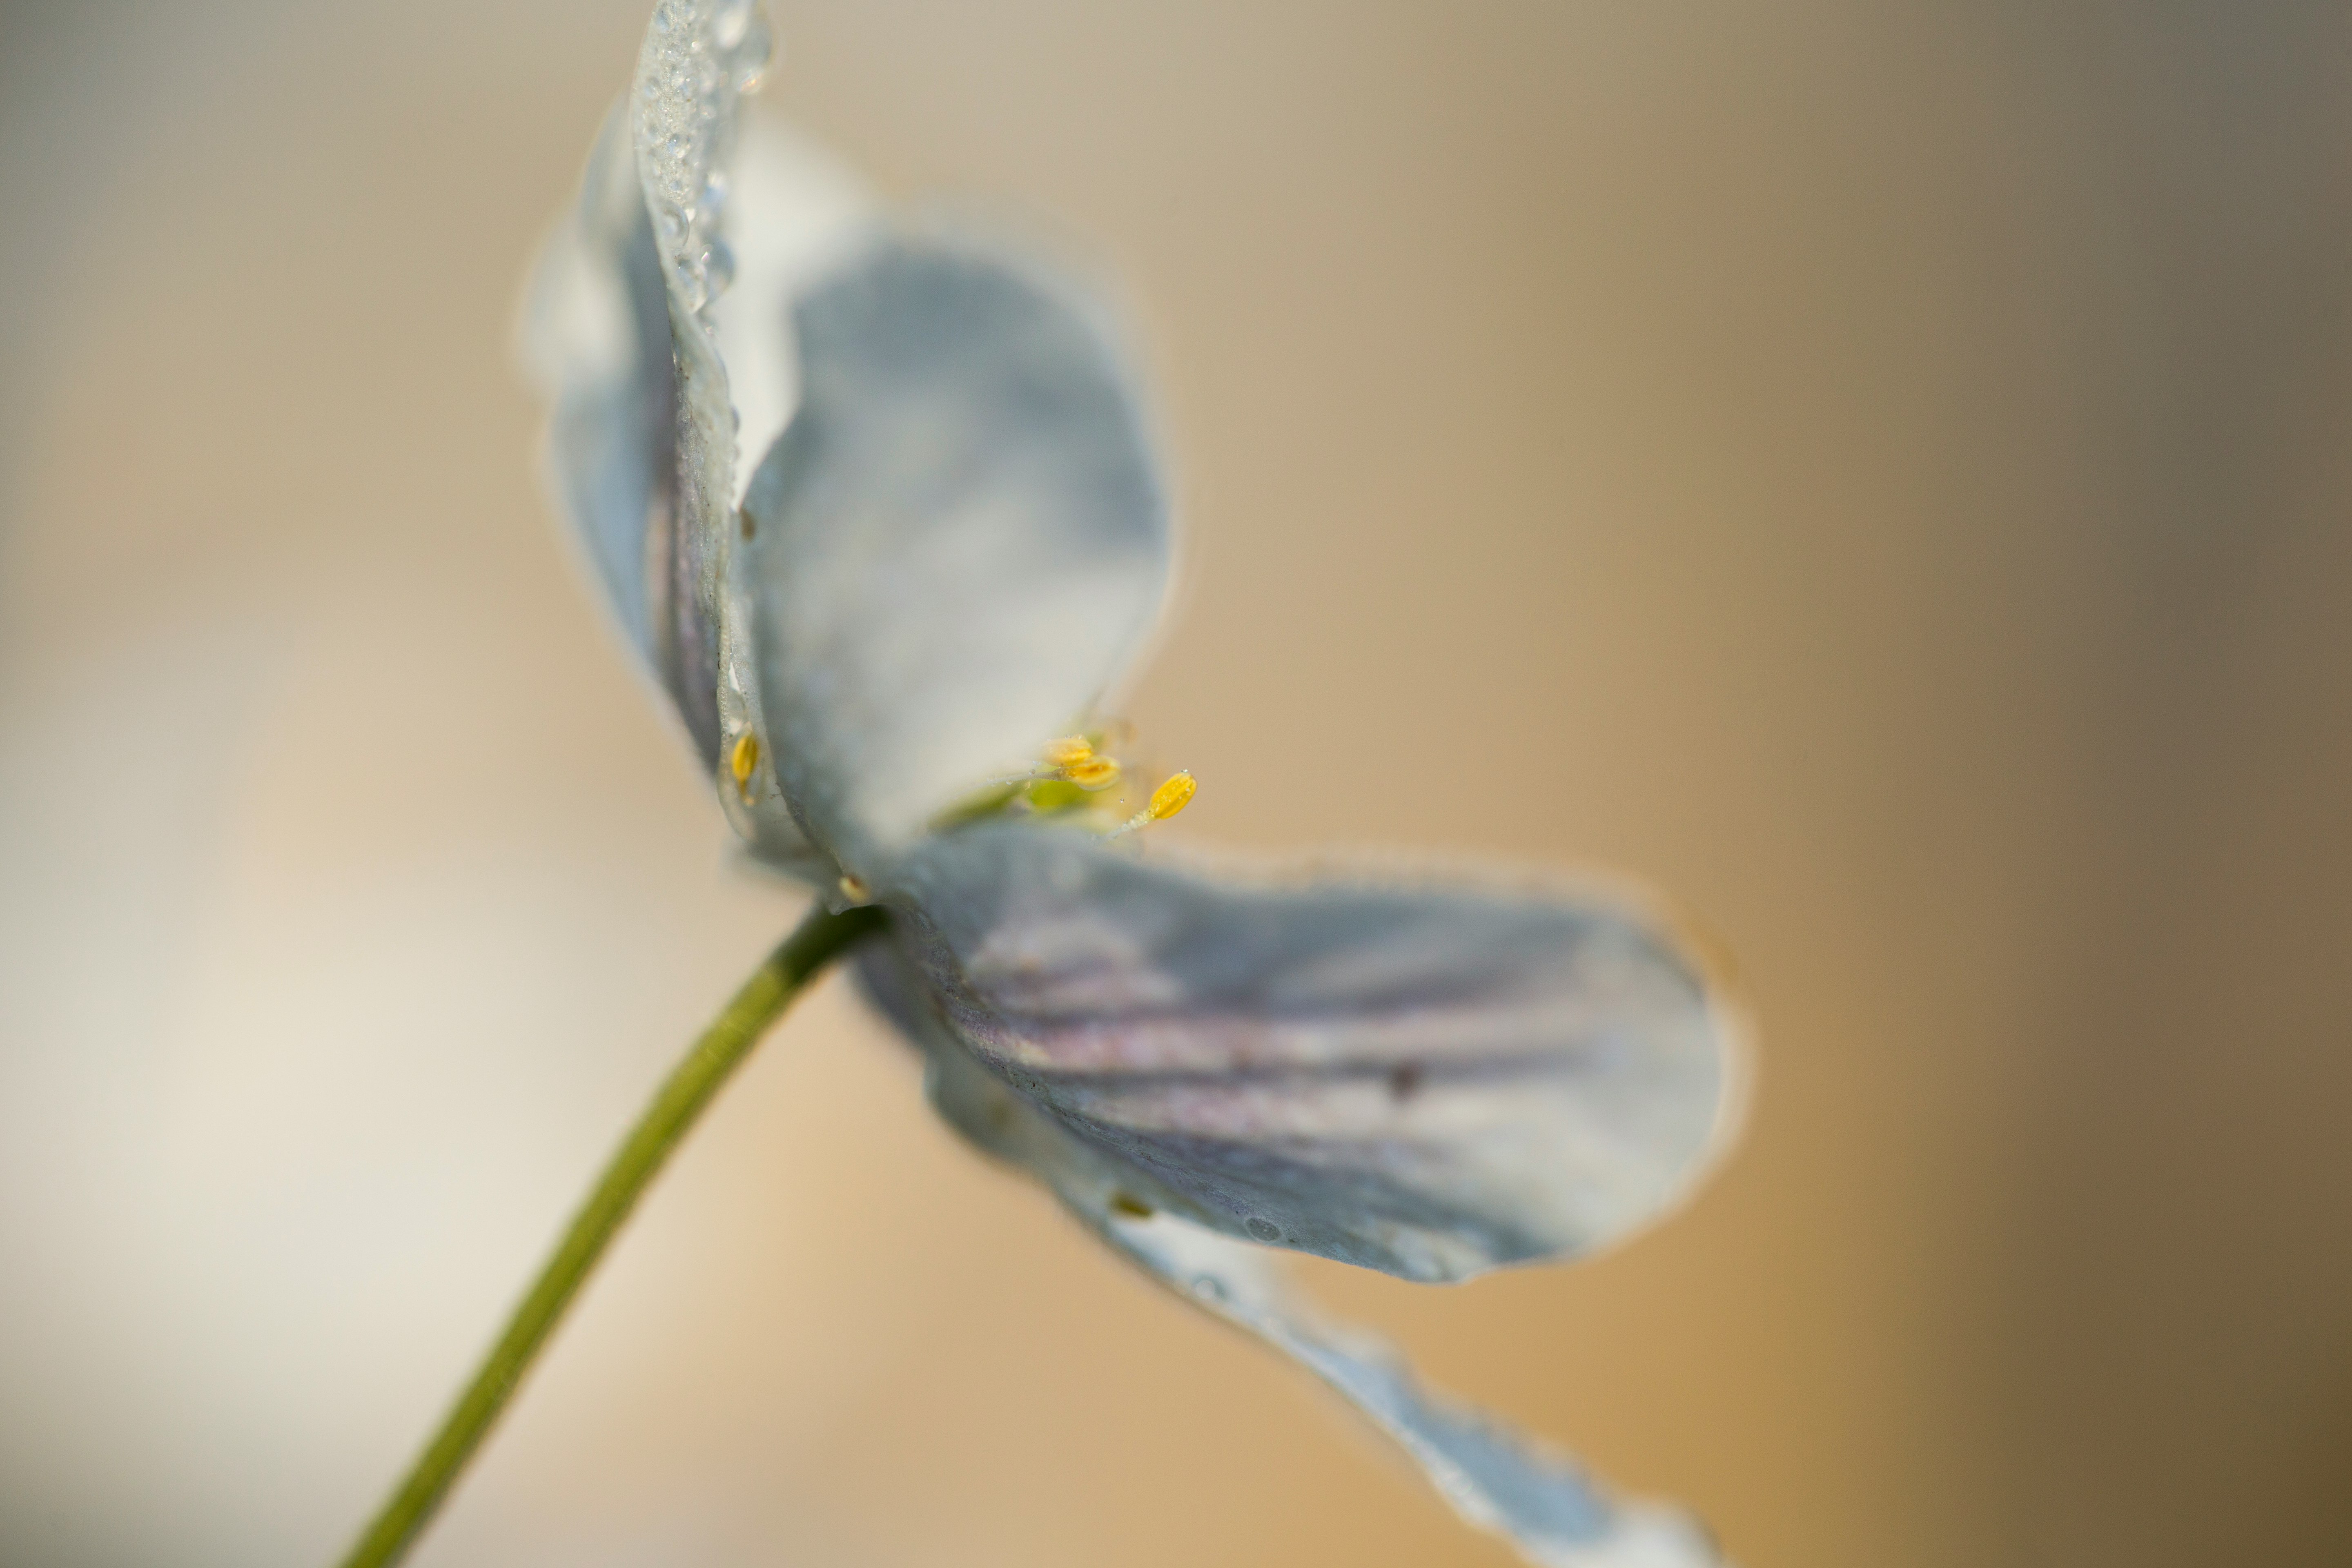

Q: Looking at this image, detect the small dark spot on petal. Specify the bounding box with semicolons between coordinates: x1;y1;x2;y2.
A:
1388;1061;1424;1101
1244;1216;1281;1242
1109;1192;1154;1219
738;508;755;540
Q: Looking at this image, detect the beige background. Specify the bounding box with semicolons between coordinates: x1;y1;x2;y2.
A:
3;3;2349;1566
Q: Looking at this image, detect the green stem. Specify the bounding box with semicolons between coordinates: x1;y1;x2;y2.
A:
334;901;887;1568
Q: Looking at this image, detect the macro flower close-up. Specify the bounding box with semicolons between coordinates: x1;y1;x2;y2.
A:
443;4;1748;1562
5;4;2352;1568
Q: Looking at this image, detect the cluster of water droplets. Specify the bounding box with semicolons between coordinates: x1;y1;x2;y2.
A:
632;0;774;318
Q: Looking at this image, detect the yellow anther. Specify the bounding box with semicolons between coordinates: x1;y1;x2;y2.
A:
1108;770;1197;839
1147;770;1196;821
728;732;761;801
1063;754;1122;790
1031;733;1123;791
837;873;871;905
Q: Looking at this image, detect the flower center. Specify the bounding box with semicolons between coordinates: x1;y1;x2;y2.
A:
933;724;1197;839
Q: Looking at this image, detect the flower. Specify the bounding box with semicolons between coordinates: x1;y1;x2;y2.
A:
525;4;1748;1564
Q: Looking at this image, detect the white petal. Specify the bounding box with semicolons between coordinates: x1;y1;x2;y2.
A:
706;114;873;874
873;993;1730;1568
876;824;1747;1282
617;0;780;764
525;0;867;871
520;104;676;692
739;237;1171;876
705;114;873;512
1107;1218;1730;1568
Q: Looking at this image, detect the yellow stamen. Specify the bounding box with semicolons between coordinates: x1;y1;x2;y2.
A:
1109;770;1197;838
728;732;761;801
1029;733;1124;790
1063;755;1122;790
837;873;871;905
1147;770;1196;821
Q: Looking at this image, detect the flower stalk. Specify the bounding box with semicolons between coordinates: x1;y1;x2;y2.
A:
333;900;887;1568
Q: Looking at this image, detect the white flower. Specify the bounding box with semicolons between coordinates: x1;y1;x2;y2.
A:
525;5;1748;1563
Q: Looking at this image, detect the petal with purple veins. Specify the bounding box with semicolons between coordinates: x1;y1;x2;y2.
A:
873;823;1746;1283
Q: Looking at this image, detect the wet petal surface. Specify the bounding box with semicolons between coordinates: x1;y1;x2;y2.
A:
877;824;1745;1283
529;51;865;871
740;238;1170;875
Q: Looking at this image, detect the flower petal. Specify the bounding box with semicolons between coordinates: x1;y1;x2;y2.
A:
869;981;1728;1568
1106;1218;1728;1568
739;237;1172;877
874;823;1746;1283
704;118;873;874
521;103;678;702
527;0;868;872
520;0;767;769
625;0;785;774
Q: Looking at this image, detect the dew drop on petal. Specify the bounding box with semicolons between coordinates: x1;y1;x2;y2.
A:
729;14;775;91
631;0;775;322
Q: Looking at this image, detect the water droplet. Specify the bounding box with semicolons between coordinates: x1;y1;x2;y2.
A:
1192;1275;1227;1303
704;236;736;297
730;13;775;91
676;259;709;315
695;172;729;227
1245;1217;1281;1242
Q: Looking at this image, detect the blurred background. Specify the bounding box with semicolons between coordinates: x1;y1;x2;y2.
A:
3;2;2350;1565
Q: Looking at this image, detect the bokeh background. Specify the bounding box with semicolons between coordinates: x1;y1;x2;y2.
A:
4;3;2350;1565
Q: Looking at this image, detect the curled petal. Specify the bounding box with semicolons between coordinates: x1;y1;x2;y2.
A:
705;119;871;874
623;0;765;765
521;105;678;697
1106;1218;1728;1568
527;0;866;869
740;237;1171;878
878;996;1728;1568
875;824;1746;1282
